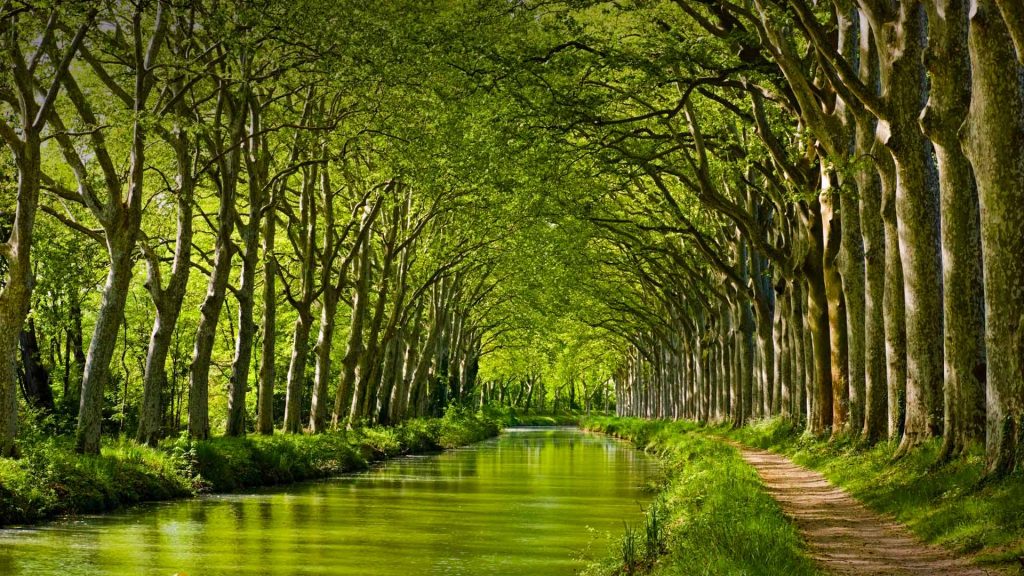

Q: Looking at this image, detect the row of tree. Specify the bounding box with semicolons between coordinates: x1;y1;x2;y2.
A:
493;0;1023;476
0;0;532;456
5;0;1021;478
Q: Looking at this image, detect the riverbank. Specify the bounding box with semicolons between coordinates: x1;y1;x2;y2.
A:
581;417;820;575
721;418;1024;574
0;409;500;527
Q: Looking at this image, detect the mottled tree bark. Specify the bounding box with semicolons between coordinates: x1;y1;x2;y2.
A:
877;152;907;439
801;200;833;434
962;0;1024;475
854;11;888;442
867;1;945;451
334;222;372;427
922;0;987;459
821;172;849;434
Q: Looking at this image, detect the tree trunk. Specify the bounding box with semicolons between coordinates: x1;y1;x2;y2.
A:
858;137;888;441
334;230;371;427
851;13;890;443
138;134;193;446
282;164;319;434
77;239;135;453
226;249;257;436
994;0;1024;63
0;136;40;457
922;0;987;460
188;208;235;441
873;1;945;451
282;310;313;434
962;0;1024;475
878;152;908;439
257;208;277;435
821;172;849;434
309;288;338;433
19;318;55;412
803;201;833;434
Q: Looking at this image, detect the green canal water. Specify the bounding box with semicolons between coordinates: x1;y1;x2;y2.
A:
0;427;658;575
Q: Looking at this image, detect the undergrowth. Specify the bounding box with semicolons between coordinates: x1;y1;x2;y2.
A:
581;417;821;576
0;408;499;526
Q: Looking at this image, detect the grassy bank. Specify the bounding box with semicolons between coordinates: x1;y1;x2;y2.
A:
721;418;1024;573
0;408;499;527
581;416;821;576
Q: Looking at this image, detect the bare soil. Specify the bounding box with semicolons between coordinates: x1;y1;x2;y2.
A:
736;444;999;575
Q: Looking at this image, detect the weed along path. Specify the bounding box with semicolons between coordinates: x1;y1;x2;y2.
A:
736;444;993;576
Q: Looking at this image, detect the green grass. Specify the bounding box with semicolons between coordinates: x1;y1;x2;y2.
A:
719;417;1024;573
0;408;500;526
581;417;822;576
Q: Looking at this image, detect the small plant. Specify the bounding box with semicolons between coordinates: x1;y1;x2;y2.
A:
169;432;209;493
643;499;666;561
620;522;640;574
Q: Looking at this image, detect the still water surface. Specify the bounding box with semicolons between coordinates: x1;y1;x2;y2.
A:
0;427;657;575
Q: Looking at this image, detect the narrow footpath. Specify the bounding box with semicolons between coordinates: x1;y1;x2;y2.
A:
735;445;997;576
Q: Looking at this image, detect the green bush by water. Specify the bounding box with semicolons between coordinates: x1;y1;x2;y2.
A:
0;410;499;526
582;417;821;576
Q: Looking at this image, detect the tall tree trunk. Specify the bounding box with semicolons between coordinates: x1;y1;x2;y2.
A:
821;172;849;434
852;13;889;443
309;289;338;433
334;228;372;427
257;207;277;435
858;137;888;441
226;237;258;436
282;310;313;434
0;136;40;457
962;0;1024;475
391;299;424;422
188;222;234;440
283;166;319;434
0;5;92;457
73;0;167;455
869;1;945;450
138;134;193;446
839;172;866;435
922;0;987;459
77;239;136;453
803;201;833;434
879;153;907;439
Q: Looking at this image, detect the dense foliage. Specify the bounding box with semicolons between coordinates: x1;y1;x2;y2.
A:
1;0;1022;486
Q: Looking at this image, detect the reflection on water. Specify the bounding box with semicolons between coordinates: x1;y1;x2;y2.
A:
0;427;657;575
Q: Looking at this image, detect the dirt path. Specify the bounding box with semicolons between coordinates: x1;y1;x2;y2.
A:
735;444;997;576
